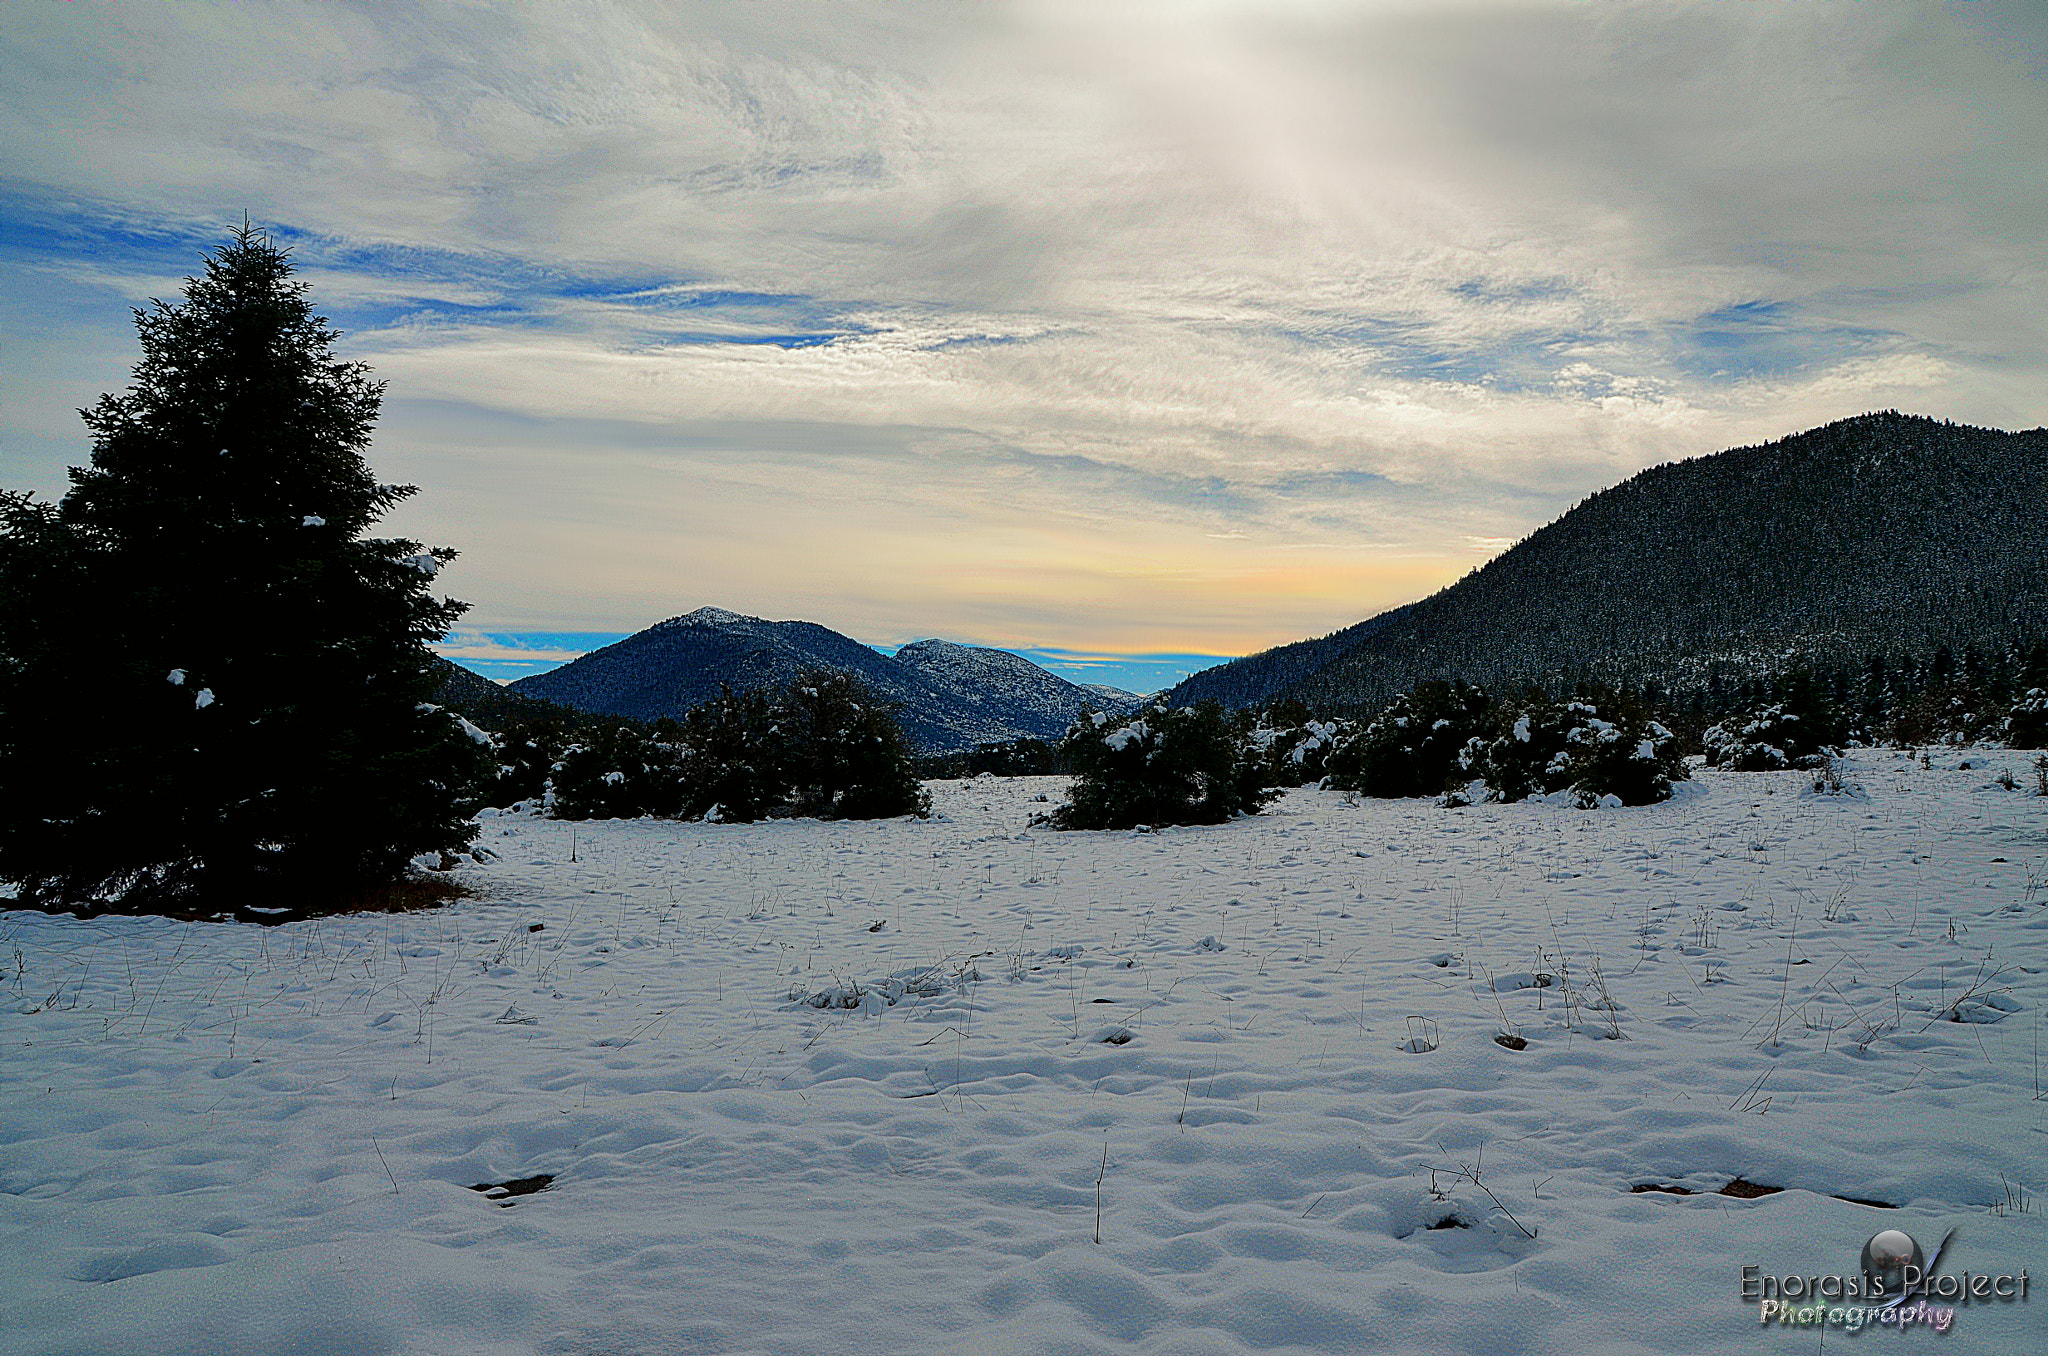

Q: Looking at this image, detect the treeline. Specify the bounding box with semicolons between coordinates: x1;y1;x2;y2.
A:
459;668;929;823
1243;639;2048;799
1663;640;2048;750
977;637;2048;834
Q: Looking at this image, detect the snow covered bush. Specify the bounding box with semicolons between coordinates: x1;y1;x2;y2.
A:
1702;705;1838;771
546;719;686;821
1049;700;1274;830
0;225;488;914
765;670;930;820
484;708;582;806
1321;681;1496;799
1253;699;1357;787
1704;668;1847;771
1468;697;1686;807
676;684;782;823
2005;687;2047;748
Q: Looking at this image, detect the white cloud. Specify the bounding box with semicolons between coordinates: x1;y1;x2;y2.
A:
6;0;2045;654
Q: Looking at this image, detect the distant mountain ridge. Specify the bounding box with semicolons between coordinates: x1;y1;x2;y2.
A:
508;608;1141;751
1169;413;2048;712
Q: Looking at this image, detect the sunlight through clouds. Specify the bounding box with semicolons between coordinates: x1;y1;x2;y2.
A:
3;0;2042;664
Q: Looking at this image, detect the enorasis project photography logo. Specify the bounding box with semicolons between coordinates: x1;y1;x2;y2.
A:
1741;1228;2031;1334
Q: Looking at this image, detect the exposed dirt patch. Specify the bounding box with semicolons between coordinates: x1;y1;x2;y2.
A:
470;1173;556;1206
1629;1177;1784;1200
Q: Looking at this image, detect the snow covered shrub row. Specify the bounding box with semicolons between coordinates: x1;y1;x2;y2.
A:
1320;683;1687;807
490;670;929;823
1251;698;1357;787
1320;681;1496;798
1047;700;1276;830
1701;704;1839;771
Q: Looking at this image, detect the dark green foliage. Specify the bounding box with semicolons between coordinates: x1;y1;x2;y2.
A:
1322;681;1496;798
1048;701;1275;830
1470;696;1686;806
1702;668;1845;770
1256;713;1357;787
771;669;931;820
0;226;488;913
471;673;928;824
1703;706;1832;770
2009;687;2048;749
546;719;686;821
915;737;1062;780
677;685;783;823
484;709;573;807
1466;701;1576;805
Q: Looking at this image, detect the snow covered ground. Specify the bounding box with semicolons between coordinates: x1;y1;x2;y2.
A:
4;750;2044;1355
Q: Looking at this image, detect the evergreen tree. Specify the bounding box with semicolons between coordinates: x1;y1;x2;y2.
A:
1049;701;1274;830
0;225;488;913
1322;680;1497;798
769;670;930;819
676;683;783;822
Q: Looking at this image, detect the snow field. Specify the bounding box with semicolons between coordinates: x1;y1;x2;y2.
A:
2;749;2045;1355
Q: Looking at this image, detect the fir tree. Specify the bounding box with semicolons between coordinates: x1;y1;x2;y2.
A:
1049;701;1274;830
1322;680;1497;799
770;670;930;820
677;684;784;823
0;224;489;913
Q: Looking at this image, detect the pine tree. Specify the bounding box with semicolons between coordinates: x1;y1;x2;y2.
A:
0;224;489;914
678;684;783;822
770;670;930;820
1050;701;1274;830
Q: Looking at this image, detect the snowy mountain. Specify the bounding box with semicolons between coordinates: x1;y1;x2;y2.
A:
893;639;1144;729
1082;681;1147;707
1170;413;2048;712
507;608;1129;751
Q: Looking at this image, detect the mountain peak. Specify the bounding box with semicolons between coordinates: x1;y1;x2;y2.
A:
511;614;1143;750
659;606;758;629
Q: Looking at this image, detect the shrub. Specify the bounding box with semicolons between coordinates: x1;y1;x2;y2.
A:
1322;681;1496;798
677;684;783;823
546;718;686;820
1702;705;1838;770
486;707;583;806
1049;700;1275;829
1254;708;1356;788
1470;697;1686;807
770;669;930;820
2006;687;2048;748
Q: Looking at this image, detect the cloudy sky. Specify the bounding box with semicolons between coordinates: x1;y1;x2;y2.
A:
4;1;2044;690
